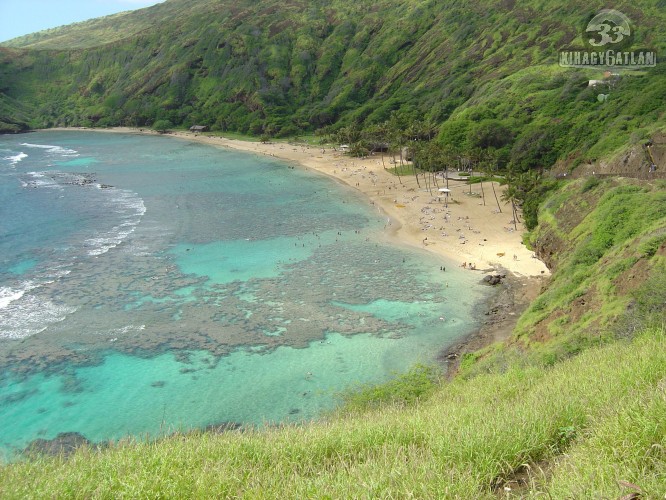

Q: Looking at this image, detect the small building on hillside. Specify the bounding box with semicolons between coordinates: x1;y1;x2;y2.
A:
190;125;208;133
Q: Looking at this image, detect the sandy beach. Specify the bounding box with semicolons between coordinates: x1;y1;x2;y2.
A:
50;127;549;277
125;128;550;279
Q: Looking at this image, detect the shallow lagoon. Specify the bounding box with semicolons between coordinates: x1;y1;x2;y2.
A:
0;131;484;460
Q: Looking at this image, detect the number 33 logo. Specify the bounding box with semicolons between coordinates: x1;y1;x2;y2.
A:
585;9;632;47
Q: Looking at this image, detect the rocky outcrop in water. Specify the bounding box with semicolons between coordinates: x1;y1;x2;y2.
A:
482;274;506;286
23;432;93;457
203;422;243;434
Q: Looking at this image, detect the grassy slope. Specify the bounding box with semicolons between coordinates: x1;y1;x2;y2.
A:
1;327;663;498
460;177;666;375
1;13;138;50
0;0;193;50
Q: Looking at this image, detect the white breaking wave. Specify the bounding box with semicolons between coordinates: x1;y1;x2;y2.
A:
22;171;62;190
0;287;76;340
0;287;26;309
4;152;28;165
110;324;146;336
0;297;76;340
84;190;147;256
20;143;79;157
20;170;147;257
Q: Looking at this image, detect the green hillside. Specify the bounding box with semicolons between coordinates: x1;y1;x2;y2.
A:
1;12;139;50
458;177;666;375
1;0;665;170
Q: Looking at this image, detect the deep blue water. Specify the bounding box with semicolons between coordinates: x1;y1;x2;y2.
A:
0;131;484;461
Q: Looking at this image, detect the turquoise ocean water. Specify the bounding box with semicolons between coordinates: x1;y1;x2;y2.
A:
0;131;484;460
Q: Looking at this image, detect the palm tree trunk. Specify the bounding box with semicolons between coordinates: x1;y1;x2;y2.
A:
511;200;518;231
412;161;421;188
491;182;502;213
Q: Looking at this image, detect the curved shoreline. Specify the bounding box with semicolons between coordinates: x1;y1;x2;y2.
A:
44;127;549;365
48;127;549;278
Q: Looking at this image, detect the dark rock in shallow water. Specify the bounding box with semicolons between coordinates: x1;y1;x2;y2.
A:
24;432;92;457
62;173;97;187
151;380;166;388
482;274;506;286
174;351;192;363
202;422;243;434
1;389;38;405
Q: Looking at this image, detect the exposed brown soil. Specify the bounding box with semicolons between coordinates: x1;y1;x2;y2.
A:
614;240;666;296
492;460;553;498
550;132;666;180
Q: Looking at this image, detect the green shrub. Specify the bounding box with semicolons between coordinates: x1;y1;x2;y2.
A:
581;176;601;193
336;364;441;413
639;234;666;258
152;119;173;133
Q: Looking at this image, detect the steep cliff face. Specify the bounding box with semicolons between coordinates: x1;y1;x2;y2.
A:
461;176;665;376
0;48;32;133
518;177;666;357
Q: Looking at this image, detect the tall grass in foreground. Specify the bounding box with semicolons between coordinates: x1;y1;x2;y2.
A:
1;327;664;499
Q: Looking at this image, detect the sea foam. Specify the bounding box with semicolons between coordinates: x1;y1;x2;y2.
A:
20;143;79;157
0;287;26;309
0;294;76;340
4;152;28;165
0;284;76;340
22;171;62;190
84;190;146;256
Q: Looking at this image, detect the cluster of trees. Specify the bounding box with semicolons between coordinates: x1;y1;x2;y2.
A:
315;111;557;229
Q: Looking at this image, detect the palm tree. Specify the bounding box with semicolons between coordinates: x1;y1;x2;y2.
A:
387;115;405;185
336;123;363;145
501;180;519;231
405;121;422;188
481;149;503;213
373;121;391;169
476;149;495;207
420;118;439;141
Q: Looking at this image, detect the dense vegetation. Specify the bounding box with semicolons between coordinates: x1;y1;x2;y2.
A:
1;0;665;173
